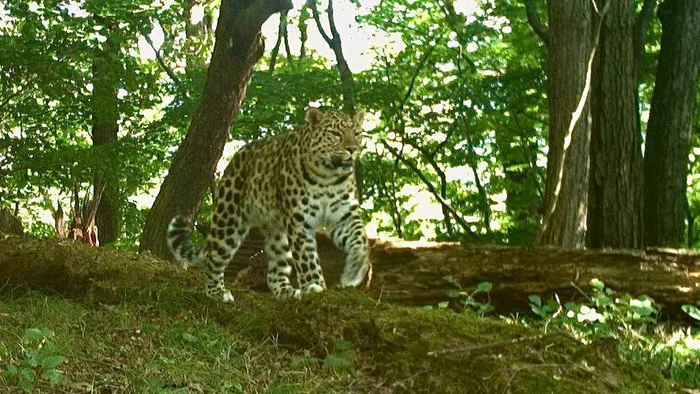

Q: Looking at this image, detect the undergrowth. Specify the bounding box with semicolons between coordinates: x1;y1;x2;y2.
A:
434;277;700;389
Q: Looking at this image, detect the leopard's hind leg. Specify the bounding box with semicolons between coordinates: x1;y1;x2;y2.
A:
203;195;250;303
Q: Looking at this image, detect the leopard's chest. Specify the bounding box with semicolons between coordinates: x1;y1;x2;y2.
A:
300;185;354;228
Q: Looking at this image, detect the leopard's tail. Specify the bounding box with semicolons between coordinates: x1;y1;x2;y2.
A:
167;216;205;268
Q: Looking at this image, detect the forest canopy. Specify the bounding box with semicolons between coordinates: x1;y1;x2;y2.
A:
1;0;699;251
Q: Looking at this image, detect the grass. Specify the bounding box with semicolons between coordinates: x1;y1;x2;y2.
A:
0;234;691;393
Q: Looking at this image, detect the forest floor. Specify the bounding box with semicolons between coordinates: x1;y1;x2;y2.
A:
0;233;696;393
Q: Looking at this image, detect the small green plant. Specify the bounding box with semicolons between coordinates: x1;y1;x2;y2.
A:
528;278;658;343
2;328;66;393
527;279;700;387
435;276;494;316
322;340;355;375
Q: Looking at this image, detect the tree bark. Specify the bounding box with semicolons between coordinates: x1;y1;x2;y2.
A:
587;0;644;249
92;25;120;245
536;0;594;248
299;3;309;60
139;0;292;258
644;0;700;248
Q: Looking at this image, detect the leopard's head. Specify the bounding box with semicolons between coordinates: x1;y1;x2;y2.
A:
304;107;365;177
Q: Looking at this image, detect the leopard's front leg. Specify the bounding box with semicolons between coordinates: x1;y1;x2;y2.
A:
329;205;370;288
287;214;327;294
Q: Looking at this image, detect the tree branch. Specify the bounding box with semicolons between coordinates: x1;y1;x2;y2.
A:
308;0;333;45
268;10;287;73
523;0;550;46
142;32;185;93
381;140;477;237
400;44;438;110
243;0;294;34
326;0;341;45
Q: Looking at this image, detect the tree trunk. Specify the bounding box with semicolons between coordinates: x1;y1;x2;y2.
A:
139;0;292;258
536;1;593;248
587;0;644;249
308;0;355;112
644;0;700;248
92;27;120;245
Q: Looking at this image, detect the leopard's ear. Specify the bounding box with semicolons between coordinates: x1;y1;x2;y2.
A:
353;109;365;124
305;107;324;128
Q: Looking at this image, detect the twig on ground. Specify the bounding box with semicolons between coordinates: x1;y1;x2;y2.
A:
569;281;591;300
427;331;581;357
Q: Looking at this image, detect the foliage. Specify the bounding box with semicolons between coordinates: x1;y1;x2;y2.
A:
1;328;67;392
425;276;495;316
526;279;700;387
682;304;700;321
0;0;695;248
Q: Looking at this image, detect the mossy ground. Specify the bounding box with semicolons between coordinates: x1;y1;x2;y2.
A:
0;234;676;393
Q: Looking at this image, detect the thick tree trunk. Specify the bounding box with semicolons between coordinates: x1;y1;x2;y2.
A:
536;1;593;248
587;0;644;249
644;0;700;248
139;0;292;258
92;29;120;245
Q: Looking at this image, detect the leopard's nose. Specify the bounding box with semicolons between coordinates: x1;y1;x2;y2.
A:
346;146;357;155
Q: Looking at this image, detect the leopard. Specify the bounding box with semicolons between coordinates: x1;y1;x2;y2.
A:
167;107;370;302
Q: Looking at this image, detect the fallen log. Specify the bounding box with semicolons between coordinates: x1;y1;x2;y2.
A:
229;236;700;321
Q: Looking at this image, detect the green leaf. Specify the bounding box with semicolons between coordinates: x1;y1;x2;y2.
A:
22;328;47;342
681;304;700;321
475;281;492;293
590;278;605;290
181;333;198;343
40;356;65;369
19;367;35;382
437;301;449;309
4;364;18;377
18;379;34;393
545;299;560;312
41;369;64;385
442;275;461;289
528;294;542;307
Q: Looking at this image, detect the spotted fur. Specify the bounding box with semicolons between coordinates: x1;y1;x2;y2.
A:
167;108;370;302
